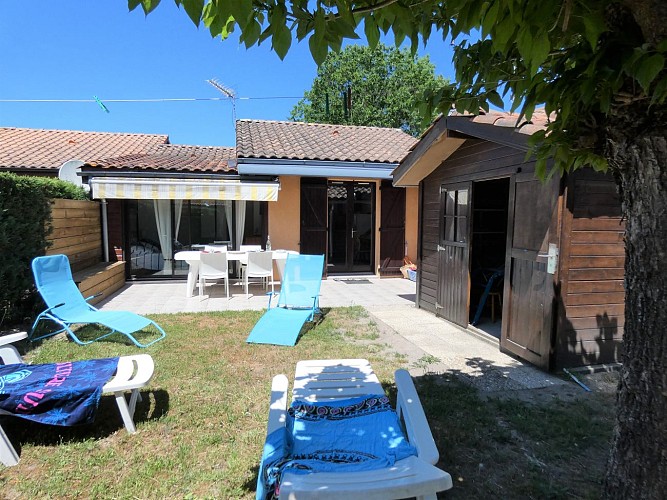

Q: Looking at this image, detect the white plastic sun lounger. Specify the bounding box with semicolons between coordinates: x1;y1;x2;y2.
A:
263;359;453;499
0;331;155;466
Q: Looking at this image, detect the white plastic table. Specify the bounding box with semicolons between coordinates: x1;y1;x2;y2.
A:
174;250;288;298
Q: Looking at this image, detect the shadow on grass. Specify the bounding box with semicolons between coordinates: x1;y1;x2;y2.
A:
28;322;166;348
2;388;170;459
400;365;615;499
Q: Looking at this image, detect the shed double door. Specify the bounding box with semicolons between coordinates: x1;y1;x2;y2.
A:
500;174;561;369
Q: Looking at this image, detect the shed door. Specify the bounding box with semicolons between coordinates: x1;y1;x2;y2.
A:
501;174;560;369
379;180;405;268
436;182;472;327
300;178;328;256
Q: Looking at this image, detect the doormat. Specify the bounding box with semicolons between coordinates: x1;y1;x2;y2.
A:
333;278;373;284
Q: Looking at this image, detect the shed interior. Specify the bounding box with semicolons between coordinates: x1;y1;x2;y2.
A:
469;178;510;338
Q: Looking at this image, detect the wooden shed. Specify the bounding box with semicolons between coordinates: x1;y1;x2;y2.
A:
393;111;625;370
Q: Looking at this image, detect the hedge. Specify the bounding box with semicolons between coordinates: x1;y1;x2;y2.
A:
0;173;87;327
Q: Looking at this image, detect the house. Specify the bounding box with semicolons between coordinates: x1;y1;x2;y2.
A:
392;111;625;370
2;121;419;280
235;120;418;275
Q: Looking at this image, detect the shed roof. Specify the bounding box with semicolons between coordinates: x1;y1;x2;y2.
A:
236;119;417;164
0;127;169;171
393;110;551;187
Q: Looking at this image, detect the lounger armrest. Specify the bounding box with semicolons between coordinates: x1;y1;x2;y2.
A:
44;302;65;313
394;369;440;465
84;292;104;302
0;331;28;346
0;331;28;365
103;354;154;393
267;374;289;435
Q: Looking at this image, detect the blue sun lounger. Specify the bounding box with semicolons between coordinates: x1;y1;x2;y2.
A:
30;254;166;348
246;254;325;346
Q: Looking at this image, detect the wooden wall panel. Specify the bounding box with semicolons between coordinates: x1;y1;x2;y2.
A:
47;199;102;271
556;171;625;368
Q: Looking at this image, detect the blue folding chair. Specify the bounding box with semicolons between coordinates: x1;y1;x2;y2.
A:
30;254;166;348
246;254;325;346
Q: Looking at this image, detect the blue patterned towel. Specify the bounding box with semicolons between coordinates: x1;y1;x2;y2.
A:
257;394;417;499
0;357;119;426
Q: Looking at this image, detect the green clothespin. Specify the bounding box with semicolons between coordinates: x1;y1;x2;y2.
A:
93;95;110;113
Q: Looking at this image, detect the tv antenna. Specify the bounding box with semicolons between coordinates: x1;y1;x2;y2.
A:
206;78;237;123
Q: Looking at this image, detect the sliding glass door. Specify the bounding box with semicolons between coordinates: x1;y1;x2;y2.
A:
125;199;266;279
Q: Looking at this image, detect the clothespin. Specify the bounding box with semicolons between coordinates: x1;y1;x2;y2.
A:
93;95;110;113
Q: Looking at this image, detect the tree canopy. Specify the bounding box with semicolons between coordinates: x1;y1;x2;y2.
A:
134;1;666;498
289;44;446;136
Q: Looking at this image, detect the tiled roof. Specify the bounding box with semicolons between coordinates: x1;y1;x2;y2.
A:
449;108;552;135
0;127;169;171
236;119;418;163
85;144;237;173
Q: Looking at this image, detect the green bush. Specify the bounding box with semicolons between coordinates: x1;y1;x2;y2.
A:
0;173;87;327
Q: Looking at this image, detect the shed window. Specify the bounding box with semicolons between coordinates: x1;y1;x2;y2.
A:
441;187;468;244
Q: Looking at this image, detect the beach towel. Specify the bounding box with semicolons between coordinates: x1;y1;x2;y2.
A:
257;394;417;499
0;357;119;426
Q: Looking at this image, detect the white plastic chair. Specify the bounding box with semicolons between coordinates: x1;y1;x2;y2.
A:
244;251;274;297
240;244;262;252
274;250;299;282
198;252;230;299
204;244;227;253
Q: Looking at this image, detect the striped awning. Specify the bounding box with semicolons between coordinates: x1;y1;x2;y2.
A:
90;177;279;201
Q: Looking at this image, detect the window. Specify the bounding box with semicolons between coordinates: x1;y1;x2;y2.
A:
441;187;468;244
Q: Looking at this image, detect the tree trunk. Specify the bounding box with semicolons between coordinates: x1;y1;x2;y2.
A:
603;125;667;499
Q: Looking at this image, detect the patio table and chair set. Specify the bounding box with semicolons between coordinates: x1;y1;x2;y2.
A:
0;253;453;498
174;245;299;299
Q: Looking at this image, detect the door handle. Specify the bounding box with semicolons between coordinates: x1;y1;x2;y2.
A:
538;243;559;274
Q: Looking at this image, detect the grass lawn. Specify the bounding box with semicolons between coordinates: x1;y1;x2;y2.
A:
0;307;616;499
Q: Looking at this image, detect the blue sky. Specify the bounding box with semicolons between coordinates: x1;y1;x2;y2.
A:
0;2;456;147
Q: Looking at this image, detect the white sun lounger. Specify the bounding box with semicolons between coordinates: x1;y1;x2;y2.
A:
0;331;155;466
263;358;453;499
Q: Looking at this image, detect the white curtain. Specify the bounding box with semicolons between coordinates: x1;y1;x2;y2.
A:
235;200;246;250
174;200;183;244
224;200;233;246
153;200;173;272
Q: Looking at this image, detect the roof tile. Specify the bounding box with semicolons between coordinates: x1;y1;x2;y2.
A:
236;119;417;163
0;127;169;170
86;144;237;173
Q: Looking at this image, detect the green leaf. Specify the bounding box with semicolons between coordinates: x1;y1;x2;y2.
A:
139;0;162;14
582;12;607;50
228;0;253;29
364;15;380;49
635;54;665;93
309;33;328;65
530;30;550;75
482;1;499;38
128;0;142;11
486;89;504;108
331;18;360;40
650;77;667;104
272;24;292;60
181;0;204;26
240;19;261;48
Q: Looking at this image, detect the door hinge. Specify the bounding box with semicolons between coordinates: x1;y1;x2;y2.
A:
437;245;446;252
435;302;443;309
